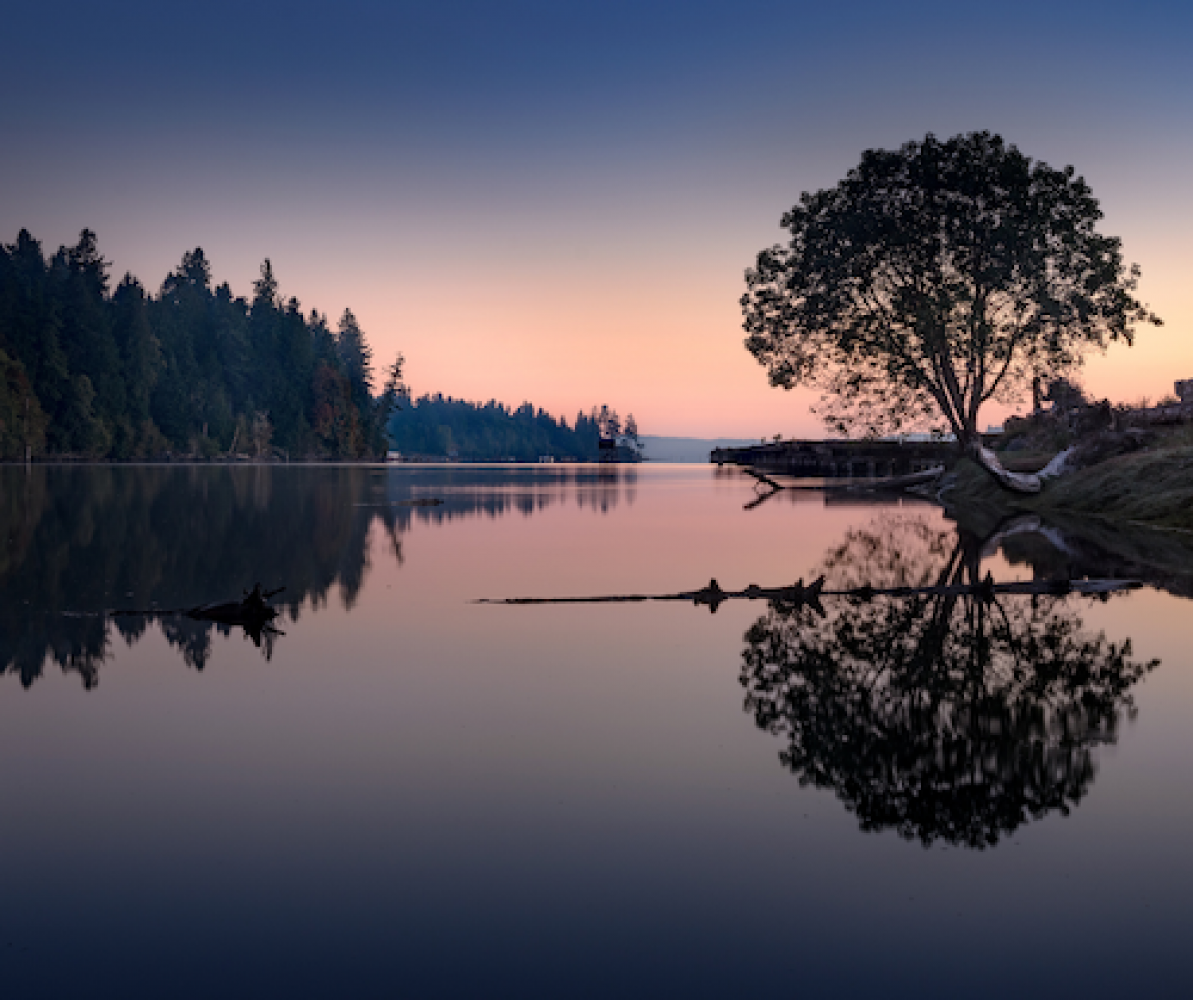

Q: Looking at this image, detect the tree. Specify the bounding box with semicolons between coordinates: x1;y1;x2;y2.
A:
109;276;161;456
0;349;48;459
593;404;620;439
1044;377;1088;411
312;362;362;456
374;352;407;445
1;228;400;460
336;308;373;408
742;132;1161;447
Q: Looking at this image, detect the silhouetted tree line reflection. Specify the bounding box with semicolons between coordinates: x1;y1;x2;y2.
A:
1;464;638;688
378;465;637;527
740;515;1158;848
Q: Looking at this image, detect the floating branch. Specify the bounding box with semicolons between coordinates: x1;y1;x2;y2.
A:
106;584;286;622
476;575;1141;613
186;584;285;626
100;584;288;650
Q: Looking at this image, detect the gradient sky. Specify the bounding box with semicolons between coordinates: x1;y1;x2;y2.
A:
3;0;1190;436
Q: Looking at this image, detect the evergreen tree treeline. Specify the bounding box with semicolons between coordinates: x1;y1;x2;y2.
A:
387;396;640;462
0;229;404;460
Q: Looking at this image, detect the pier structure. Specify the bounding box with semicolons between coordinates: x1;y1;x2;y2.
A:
710;438;956;479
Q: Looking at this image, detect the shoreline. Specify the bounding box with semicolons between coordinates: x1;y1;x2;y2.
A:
941;447;1193;533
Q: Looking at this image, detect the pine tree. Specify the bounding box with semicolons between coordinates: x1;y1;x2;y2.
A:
336;309;374;406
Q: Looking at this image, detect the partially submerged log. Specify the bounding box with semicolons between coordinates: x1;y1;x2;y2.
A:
187;584;284;626
103;583;287;648
476;574;1140;612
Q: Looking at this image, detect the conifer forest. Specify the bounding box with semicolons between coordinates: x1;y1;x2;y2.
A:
0;229;403;460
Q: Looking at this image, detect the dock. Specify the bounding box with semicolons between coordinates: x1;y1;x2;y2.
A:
710;438;957;479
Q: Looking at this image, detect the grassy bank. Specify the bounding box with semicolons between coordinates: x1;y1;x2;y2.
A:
943;446;1193;532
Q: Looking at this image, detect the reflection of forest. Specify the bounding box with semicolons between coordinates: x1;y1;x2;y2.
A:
740;515;1158;848
379;465;637;524
1;464;637;688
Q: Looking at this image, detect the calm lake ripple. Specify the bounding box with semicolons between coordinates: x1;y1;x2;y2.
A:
2;464;1190;998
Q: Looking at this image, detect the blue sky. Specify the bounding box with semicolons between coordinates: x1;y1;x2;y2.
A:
4;0;1190;434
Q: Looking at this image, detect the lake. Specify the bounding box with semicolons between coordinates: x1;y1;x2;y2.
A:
1;463;1190;998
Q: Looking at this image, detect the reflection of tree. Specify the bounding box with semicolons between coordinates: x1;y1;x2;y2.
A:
383;466;637;527
740;516;1156;848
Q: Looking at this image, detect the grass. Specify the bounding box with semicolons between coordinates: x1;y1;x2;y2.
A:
995;450;1056;473
945;446;1193;532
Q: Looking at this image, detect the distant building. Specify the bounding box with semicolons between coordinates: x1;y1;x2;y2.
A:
1176;379;1193;403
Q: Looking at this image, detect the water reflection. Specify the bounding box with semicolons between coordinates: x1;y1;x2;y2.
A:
740;515;1158;848
377;464;637;521
973;511;1193;601
0;464;637;688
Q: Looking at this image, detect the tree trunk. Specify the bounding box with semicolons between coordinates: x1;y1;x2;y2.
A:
971;443;1043;494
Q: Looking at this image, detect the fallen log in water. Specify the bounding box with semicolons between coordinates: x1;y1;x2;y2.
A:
476;575;1141;611
742;465;945;509
105;583;286;621
102;584;288;647
187;584;284;626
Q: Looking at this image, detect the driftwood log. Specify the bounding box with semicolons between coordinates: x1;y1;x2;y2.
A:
973;446;1043;494
186;584;284;626
477;574;1140;612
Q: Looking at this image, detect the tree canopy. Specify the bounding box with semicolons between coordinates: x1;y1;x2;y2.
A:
742;132;1161;444
0;229;402;459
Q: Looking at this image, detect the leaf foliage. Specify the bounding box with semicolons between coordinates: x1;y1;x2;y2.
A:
742;132;1160;439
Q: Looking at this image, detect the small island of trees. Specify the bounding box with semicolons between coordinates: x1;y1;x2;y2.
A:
386;399;639;462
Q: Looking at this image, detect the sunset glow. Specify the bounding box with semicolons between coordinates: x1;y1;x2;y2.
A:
3;0;1188;436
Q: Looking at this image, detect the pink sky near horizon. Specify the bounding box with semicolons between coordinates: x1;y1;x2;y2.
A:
4;2;1189;440
43;166;1183;441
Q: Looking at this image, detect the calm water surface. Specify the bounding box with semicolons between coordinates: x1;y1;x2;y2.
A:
1;464;1190;998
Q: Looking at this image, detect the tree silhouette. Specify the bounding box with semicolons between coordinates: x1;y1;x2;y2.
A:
387;395;621;462
742;132;1160;446
0;230;398;459
740;515;1157;847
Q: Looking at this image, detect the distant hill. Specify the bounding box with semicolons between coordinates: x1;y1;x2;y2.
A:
638;436;760;463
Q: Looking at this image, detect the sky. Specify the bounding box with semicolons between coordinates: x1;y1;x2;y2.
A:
3;0;1190;437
